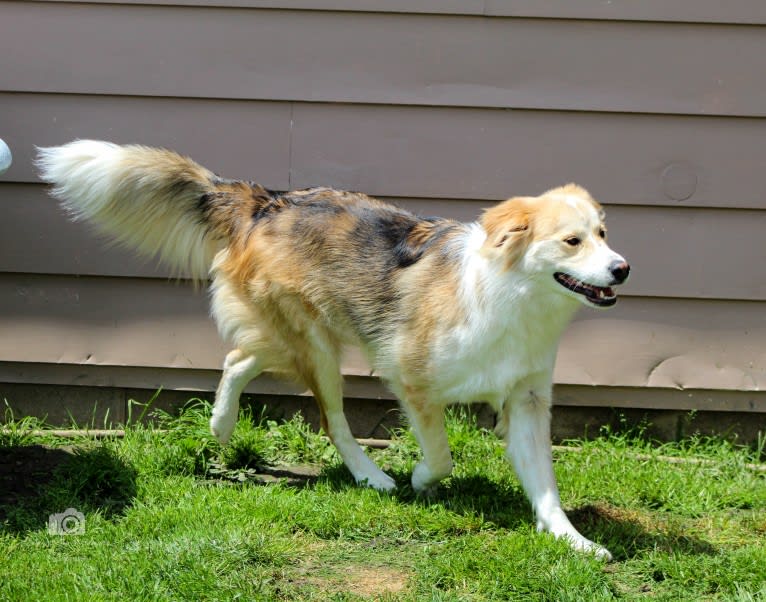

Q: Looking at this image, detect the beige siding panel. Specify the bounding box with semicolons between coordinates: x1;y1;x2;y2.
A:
4;94;764;210
0;93;291;187
290;104;766;208
4;3;766;116
0;274;228;370
0;362;383;401
0;184;154;279
554;386;765;414
3;184;766;302
557;300;766;392
33;0;486;15
483;1;766;23
1;275;763;391
33;0;766;25
604;206;766;301
1;362;764;414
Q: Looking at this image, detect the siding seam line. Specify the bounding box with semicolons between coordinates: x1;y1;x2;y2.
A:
287;102;294;189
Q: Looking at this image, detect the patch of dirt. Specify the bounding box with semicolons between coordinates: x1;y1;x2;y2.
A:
289;563;410;599
344;565;409;597
0;445;74;518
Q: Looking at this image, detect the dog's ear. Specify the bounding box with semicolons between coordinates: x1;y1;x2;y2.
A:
480;197;534;269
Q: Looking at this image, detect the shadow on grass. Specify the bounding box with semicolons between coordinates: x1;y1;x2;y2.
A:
202;461;718;560
568;503;717;560
206;460;534;531
0;443;137;536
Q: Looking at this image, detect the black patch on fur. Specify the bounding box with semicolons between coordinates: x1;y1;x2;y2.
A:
196;176;233;218
369;211;420;268
195;190;222;234
196;191;216;216
166;176;200;198
251;191;293;223
263;186;286;197
338;209;457;343
362;211;455;269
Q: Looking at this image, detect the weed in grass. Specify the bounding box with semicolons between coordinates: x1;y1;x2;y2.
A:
0;401;46;447
223;426;268;470
259;413;340;466
141;399;222;476
221;407;338;468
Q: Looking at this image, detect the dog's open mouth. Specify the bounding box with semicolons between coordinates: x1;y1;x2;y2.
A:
554;272;617;307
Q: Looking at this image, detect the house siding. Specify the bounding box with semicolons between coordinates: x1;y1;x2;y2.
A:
1;1;763;420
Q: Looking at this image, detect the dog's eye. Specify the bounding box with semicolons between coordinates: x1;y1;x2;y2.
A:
564;237;581;247
598;228;606;239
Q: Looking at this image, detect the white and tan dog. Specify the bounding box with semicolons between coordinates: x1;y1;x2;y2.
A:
37;140;629;559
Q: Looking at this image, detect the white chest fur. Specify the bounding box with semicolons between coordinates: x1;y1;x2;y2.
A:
429;228;578;404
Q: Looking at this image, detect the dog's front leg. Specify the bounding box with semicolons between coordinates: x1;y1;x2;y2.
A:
211;349;264;445
504;379;612;560
404;401;453;493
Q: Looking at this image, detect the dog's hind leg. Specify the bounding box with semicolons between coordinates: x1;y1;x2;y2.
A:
405;402;453;493
306;355;396;492
504;379;612;560
210;349;264;444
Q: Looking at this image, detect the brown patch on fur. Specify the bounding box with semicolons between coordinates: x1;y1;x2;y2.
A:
406;219;451;250
529;186;607;246
402;383;429;413
480;197;534;269
197;180;278;245
393;255;463;384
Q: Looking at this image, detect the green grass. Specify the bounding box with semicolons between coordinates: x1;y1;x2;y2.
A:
1;401;764;601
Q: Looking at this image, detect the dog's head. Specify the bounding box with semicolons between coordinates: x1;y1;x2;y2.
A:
480;184;629;307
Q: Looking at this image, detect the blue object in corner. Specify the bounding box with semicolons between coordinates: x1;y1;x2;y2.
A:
0;138;12;175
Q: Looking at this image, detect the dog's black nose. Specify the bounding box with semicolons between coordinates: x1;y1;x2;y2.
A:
609;260;630;284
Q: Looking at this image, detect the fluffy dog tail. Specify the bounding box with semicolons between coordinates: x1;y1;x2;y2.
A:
36;140;261;281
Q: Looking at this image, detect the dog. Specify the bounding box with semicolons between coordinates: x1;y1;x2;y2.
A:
37;140;629;559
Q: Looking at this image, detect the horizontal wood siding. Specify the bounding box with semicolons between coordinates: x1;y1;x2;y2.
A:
29;0;766;25
1;1;764;413
3;94;765;209
1;274;763;393
3;3;766;116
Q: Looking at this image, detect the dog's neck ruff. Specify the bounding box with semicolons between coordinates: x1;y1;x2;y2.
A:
414;225;580;406
459;224;580;337
439;224;581;390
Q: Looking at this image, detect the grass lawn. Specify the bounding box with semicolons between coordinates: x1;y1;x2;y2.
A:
1;401;765;601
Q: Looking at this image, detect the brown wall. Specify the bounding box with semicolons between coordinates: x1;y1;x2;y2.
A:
1;1;764;419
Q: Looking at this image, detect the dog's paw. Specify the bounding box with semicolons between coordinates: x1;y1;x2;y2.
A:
565;534;613;562
357;470;397;493
411;464;433;494
537;513;613;561
411;460;452;494
591;544;613;562
210;412;237;445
